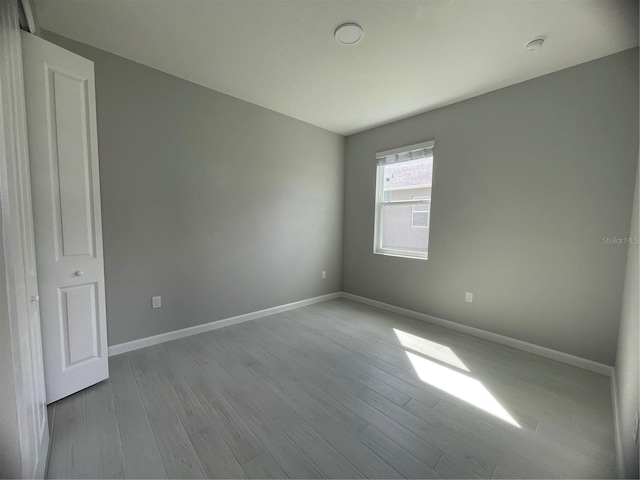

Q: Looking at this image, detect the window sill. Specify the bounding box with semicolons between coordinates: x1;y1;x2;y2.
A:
374;249;428;261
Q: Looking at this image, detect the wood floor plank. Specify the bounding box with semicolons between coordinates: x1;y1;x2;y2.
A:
127;349;206;478
315;300;536;389
242;321;447;476
145;344;212;435
146;413;207;479
126;350;175;419
161;339;211;386
357;387;496;477
108;354;168;478
200;332;380;479
274;313;442;407
190;381;264;466
241;453;287;479
117;412;167;479
47;391;87;479
241;320;370;397
198;332;297;423
213;331;404;479
357;425;442;479
160;337;265;467
84;379;126;479
200;360;325;479
492;464;522;479
536;418;616;463
188;426;247;479
254;317;414;407
276;412;364;479
202;327;346;458
47;299;617;480
211;328;370;436
240;356;407;478
243;320;445;470
225;392;325;479
109;354;147;421
327;299;589;398
407;396;601;478
405;396;563;478
287;306;413;372
434;455;483;479
251;317;436;415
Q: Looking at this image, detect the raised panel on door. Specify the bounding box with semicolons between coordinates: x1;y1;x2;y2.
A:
22;31;108;404
59;283;100;367
48;69;96;260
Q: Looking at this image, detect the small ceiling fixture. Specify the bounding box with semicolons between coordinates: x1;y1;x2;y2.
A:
525;36;546;51
335;23;363;45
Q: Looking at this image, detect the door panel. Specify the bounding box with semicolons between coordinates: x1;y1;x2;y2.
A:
49;69;95;259
22;31;108;404
60;283;99;366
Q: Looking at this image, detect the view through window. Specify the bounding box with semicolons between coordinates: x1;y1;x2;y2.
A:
374;141;434;259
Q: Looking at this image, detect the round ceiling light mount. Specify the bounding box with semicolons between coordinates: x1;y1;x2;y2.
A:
335;23;363;45
525;36;546;51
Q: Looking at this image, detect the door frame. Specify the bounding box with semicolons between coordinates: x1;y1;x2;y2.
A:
0;0;49;477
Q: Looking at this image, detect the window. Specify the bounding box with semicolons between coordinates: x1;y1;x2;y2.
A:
411;196;430;228
374;141;434;259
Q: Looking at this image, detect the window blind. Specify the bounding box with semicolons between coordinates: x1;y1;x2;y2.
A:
376;140;435;166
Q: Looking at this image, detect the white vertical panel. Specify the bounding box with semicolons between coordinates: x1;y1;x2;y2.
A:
49;69;94;259
0;2;49;477
60;283;98;366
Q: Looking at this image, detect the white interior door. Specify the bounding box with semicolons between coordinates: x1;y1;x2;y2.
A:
22;31;108;404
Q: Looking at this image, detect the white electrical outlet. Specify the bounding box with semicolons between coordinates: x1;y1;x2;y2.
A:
322;271;327;279
152;296;161;309
465;292;473;303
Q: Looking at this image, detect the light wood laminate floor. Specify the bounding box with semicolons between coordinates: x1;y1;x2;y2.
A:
46;298;616;479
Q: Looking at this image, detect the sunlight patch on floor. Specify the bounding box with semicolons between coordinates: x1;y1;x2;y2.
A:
404;351;521;428
394;328;469;372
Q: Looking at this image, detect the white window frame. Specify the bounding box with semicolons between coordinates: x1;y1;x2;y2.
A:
373;140;434;260
411;196;430;228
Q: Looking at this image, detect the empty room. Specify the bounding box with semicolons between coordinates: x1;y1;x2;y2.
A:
1;0;639;479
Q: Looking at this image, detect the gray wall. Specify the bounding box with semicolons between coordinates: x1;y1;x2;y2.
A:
614;145;639;477
343;48;639;365
43;32;345;346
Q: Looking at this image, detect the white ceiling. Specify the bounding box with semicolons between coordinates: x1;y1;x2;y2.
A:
34;0;638;136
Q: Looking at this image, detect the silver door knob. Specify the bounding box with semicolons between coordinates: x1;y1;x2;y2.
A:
73;270;83;277
30;295;39;304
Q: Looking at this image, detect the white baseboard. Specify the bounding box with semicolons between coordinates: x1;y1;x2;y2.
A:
108;289;613;378
342;292;614;377
108;292;342;356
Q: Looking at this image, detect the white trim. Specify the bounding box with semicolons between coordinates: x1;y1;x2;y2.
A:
108;292;342;356
382;199;429;206
342;292;614;376
376;140;435;159
374;248;428;260
611;371;625;477
0;2;48;477
110;289;614;377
